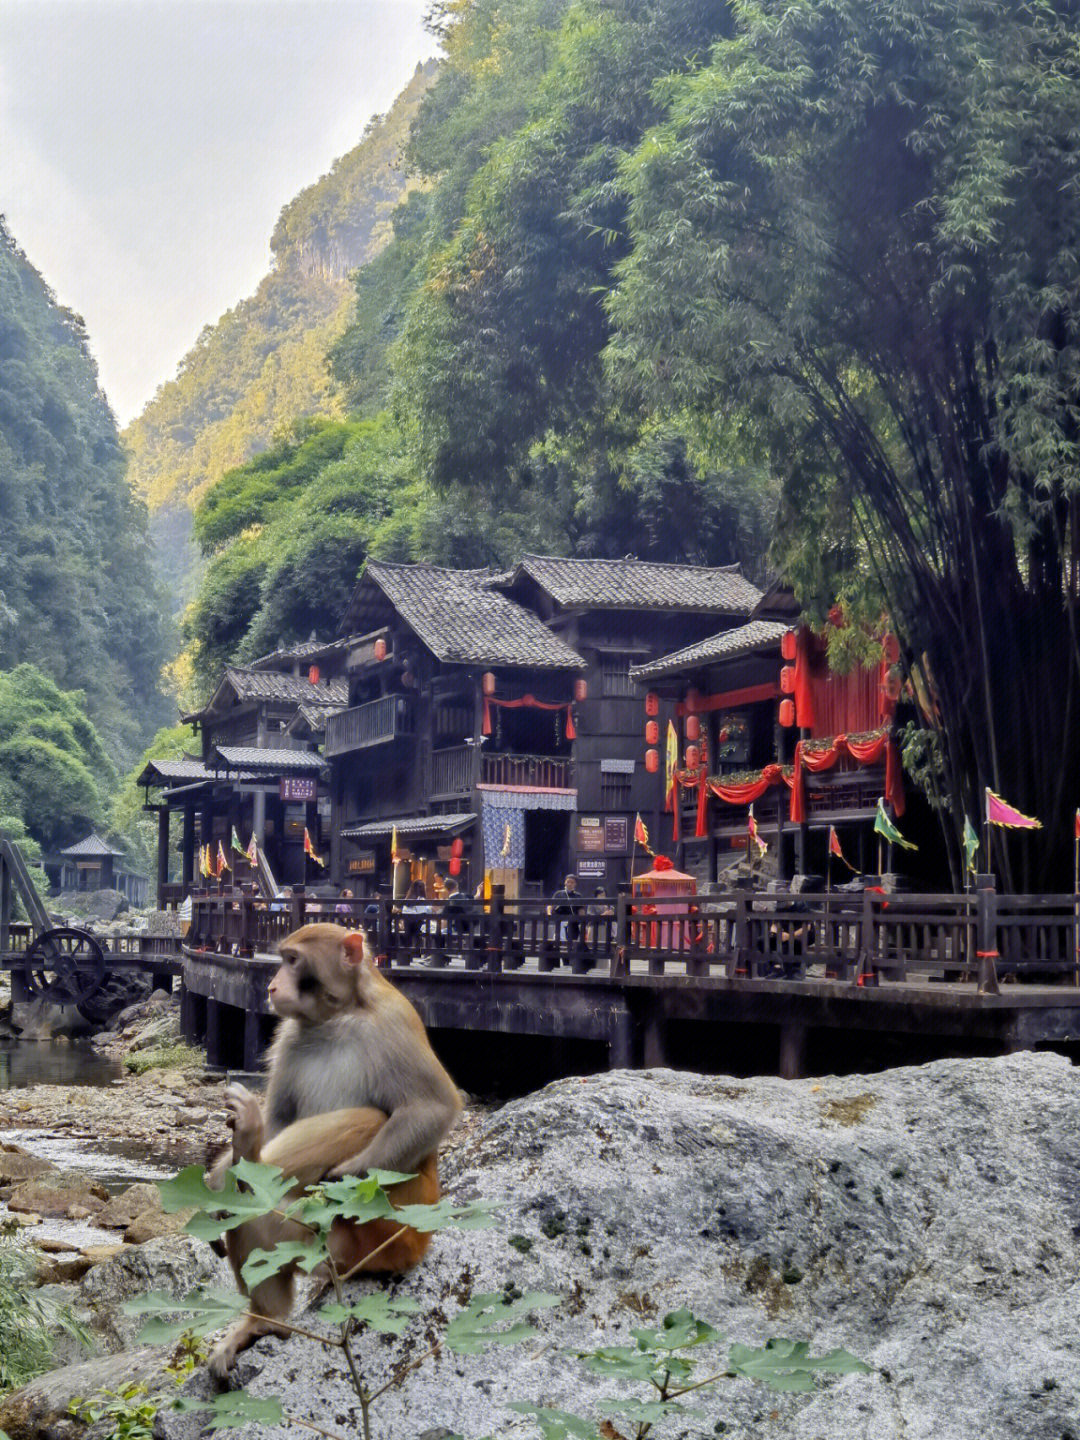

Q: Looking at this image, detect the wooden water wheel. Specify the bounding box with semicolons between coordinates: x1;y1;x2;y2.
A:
22;926;106;1010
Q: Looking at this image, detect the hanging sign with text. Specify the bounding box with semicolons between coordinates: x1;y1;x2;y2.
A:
280;776;317;802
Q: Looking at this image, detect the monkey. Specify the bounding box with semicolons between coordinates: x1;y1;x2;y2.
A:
205;923;462;1377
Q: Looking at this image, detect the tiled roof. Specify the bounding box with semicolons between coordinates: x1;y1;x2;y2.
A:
249;634;369;671
488;554;762;615
289;703;345;732
183;667;347;723
211;746;327;773
137;758;211;787
60;832;124;857
359;562;585;669
340;812;477;840
629;620;789;681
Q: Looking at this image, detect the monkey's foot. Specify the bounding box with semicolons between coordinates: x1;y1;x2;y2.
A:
207;1312;289;1380
223;1083;264;1164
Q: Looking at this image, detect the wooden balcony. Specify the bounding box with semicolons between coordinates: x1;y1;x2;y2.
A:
432;745;473;799
324;694;415;757
481;752;572;789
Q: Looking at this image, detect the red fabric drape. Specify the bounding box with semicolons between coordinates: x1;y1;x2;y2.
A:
789;732;904;823
675;681;779;716
705;763;792;805
482;694;576;740
795;625;893;737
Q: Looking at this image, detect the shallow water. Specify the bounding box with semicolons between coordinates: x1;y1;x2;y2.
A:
0;1039;123;1090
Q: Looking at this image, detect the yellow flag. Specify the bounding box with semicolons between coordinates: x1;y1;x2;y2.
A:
665;720;679;800
390;826;400;863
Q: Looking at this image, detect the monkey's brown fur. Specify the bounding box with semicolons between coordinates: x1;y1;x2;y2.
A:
205;925;460;1376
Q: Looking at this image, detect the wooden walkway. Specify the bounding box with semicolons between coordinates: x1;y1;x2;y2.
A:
179;887;1080;1079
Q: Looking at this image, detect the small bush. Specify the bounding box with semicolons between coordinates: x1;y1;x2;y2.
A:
124;1044;203;1075
0;1237;89;1393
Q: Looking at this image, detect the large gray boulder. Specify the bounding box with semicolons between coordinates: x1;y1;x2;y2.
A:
71;1235;230;1354
155;1052;1080;1440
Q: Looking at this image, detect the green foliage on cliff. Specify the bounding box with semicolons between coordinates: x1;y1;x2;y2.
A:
0;219;170;763
123;62;438;526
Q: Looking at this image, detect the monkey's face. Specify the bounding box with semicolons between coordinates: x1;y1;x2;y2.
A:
270;926;360;1024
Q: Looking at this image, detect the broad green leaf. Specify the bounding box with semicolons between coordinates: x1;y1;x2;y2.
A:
573;1344;668;1383
727;1339;872;1392
632;1307;722;1351
606;1398;709;1423
506;1403;600;1440
319;1293;423;1334
443;1291;560;1355
124;1288;249;1344
241;1239;329;1289
174;1393;286;1429
296;1173;397;1228
389;1198;500;1232
158;1163;296;1241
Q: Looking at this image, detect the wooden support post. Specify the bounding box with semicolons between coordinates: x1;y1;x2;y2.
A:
486;884;505;974
182;806;196;890
642;1012;668;1069
180;981;195;1044
856;886;877;985
156;807;170;909
376;884;392;967
607;1005;636;1070
610;883;631;978
243;975;263;1072
977;876;1000;995
205;998;224;1069
779;1023;807;1079
729;890;749;979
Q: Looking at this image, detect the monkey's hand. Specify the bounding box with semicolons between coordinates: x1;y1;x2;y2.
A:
223;1082;264;1165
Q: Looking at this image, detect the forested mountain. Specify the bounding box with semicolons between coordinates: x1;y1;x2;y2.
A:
178;0;1080;886
0;219;169;775
123;61;437;532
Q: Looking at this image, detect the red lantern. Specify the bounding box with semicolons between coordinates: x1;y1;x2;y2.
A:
779;698;796;727
685;688;701;714
645;719;659;746
882;633;900;665
685;714;701;742
450;836;464;858
885;669;902;701
374;637;387;662
448;856;462;877
644;692;660;717
685;744;701;771
828;604;845;627
573;678;588;703
308;665;320;685
780;665;796;694
645;748;659;773
482;672;496;696
781;629;797;661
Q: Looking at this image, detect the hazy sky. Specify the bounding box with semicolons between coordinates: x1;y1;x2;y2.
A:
1;0;434;423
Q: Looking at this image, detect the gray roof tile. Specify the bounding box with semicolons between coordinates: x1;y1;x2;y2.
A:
489;555;762;614
137;758;211;786
211;746;327;773
361;562;585;669
629;620;789;681
340;812;477;839
60;832;124;857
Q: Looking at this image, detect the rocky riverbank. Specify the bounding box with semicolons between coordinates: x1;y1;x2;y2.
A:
3;1051;1079;1440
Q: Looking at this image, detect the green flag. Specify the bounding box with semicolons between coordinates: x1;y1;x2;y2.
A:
874;798;917;851
962;816;979;874
231;826;246;857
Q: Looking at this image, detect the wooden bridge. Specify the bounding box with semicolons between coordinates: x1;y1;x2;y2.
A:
178;886;1080;1082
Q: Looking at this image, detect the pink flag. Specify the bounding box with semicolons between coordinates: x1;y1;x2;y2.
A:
985;787;1042;830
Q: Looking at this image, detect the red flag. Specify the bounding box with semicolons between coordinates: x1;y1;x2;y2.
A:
303;828;326;867
634;813;649;848
828;825;843;860
1074;809;1080;842
985;787;1041;830
747;805;767;856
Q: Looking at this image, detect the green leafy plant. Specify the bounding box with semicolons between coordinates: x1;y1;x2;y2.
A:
0;1237;90;1393
128;1166;868;1439
70;1335;205;1440
126;1161;557;1439
509;1307;871;1440
123;1042;203;1075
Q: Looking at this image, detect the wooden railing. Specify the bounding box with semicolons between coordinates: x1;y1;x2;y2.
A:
432;745;472;798
324;695;416;756
185;886;1080;987
481;753;572;789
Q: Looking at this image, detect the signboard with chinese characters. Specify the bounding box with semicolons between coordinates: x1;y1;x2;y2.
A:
577;817;604;853
280;775;317;803
578;858;606;879
348;851;377;875
604;816;628;853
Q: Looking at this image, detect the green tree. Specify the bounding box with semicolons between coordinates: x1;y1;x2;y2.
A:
609;0;1080;886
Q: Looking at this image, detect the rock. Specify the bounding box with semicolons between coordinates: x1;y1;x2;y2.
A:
4;1210;41;1227
80;1244;125;1266
0;1145;57;1186
72;1234;229;1352
96;1182;162;1229
0;1346;170;1440
8;1174;108;1219
34;1252;95;1284
159;1054;1080;1440
129;1015;181;1052
124;1207;196;1245
172;1106;208;1124
9;998;94;1040
33;1237;79;1254
81;888;127;923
